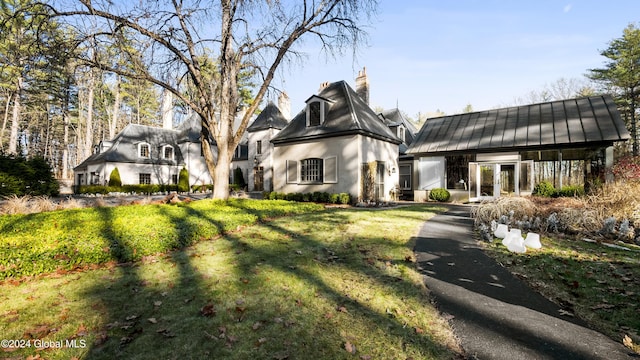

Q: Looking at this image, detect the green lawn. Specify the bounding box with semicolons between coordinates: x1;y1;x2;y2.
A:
484;235;640;352
0;201;461;359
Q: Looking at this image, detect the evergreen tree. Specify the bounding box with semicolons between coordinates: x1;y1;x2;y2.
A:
589;23;640;155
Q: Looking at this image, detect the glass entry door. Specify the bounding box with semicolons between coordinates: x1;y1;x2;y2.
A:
469;162;522;201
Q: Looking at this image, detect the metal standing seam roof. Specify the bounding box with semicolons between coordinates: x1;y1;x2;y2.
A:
271;81;401;145
406;95;630;155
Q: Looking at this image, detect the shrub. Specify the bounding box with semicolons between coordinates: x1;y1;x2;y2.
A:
429;188;450;202
338;193;351;204
329;193;340;204
108;167;122;187
557;185;585;197
178;168;189;192
0;155;59;196
611;155;640;181
533;181;557;197
233;167;246;189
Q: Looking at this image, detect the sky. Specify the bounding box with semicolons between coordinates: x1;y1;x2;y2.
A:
270;1;640;119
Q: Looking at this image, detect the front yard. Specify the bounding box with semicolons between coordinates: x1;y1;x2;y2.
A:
0;201;461;359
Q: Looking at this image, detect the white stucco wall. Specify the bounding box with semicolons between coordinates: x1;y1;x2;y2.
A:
247;128;278;191
273;134;399;200
178;142;213;187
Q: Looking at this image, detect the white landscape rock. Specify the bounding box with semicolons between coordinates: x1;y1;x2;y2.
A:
524;233;542;249
504;229;526;253
494;224;509;239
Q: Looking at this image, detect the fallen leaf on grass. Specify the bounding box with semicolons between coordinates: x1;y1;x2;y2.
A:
623;335;634;349
201;303;216;317
558;309;574;317
272;352;289;360
344;341;357;354
255;337;267;347
156;328;175;338
252;322;262;330
153;300;163;307
148;318;158;324
125;315;139;321
336;306;348;313
360;356;372;360
415;327;424;334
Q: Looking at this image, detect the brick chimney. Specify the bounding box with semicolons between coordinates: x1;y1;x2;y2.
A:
161;88;173;129
355;67;369;105
278;91;291;119
318;81;330;92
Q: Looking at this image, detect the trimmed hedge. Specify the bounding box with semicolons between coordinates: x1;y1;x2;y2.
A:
533;181;585;198
78;184;180;195
263;191;351;204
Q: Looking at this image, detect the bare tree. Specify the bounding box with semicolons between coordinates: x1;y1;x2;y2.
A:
48;0;377;199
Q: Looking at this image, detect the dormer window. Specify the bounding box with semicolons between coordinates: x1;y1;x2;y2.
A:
398;126;405;143
139;143;150;158
308;102;321;126
162;145;174;160
305;95;332;127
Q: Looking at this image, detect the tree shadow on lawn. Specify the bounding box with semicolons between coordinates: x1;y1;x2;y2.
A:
77;203;459;359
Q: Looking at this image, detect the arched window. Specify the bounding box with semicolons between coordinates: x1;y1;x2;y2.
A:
139;143;150;158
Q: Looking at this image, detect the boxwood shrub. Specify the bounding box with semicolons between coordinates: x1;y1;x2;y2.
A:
263;191;351;204
429;188;451;202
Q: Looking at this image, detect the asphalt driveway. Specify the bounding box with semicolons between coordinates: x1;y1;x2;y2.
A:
413;205;635;360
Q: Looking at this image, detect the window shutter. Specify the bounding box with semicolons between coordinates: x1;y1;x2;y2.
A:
286;160;298;184
324;156;337;183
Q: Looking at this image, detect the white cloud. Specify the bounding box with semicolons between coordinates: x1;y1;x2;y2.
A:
563;4;573;13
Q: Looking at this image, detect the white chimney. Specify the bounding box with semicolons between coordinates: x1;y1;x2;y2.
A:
278;91;291;119
161;88;173;129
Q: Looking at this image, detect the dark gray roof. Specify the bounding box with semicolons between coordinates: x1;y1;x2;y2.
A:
407;95;630;155
247;101;289;132
271;81;401;145
74;124;185;169
379;108;418;134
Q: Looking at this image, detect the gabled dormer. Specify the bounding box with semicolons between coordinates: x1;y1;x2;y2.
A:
305;95;332;127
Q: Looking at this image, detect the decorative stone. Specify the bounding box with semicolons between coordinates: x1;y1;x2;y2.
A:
524;233;542;249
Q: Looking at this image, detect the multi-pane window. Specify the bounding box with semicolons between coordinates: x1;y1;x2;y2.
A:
139;173;151;184
300;158;323;183
171;174;178;185
308;102;321;126
256;140;262;155
399;164;411;190
163;145;174;160
139;143;150;158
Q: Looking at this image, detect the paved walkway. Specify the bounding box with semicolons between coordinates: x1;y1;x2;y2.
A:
413;205;635;360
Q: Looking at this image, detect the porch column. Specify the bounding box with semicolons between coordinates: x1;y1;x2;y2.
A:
558;150;563;189
605;146;614;183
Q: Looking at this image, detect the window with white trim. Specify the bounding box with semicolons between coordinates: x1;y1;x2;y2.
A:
162;145;174;160
139;143;150;158
300;158;323;183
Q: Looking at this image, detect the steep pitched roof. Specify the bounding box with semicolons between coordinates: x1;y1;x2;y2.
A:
407;95;630;155
247;101;289;132
379;108;418;134
271;81;401;145
75;124;185;169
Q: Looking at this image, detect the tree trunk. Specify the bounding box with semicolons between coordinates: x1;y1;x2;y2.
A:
109;76;121;139
0;92;12;150
85;71;95;159
8;81;21;155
